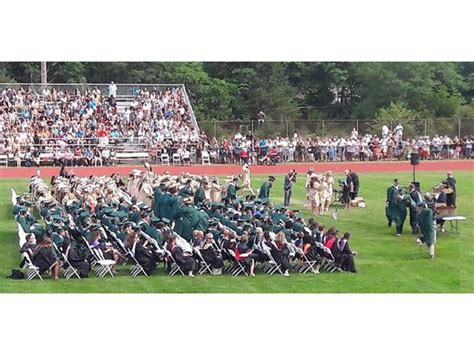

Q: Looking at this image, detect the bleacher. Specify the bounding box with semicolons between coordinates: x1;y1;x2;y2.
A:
0;83;201;166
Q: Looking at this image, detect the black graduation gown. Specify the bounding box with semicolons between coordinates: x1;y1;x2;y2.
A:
273;243;291;272
32;246;57;273
236;242;254;269
446;177;456;207
201;245;224;269
63;238;91;277
134;242;158;275
332;239;356;273
172;246;195;274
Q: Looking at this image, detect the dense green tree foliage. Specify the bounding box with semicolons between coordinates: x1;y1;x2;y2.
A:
1;62;473;122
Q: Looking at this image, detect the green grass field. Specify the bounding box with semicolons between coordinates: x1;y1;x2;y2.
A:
0;171;473;293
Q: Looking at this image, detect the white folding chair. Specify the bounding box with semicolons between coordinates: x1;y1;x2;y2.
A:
17;223;28;248
128;241;148;277
201;152;211;165
83;238;116;278
172;153;181;165
261;244;284;275
292;243;319;274
228;249;248;277
21;252;43;281
54;244;81;280
11;188;18;207
161;153;170;166
165;249;186;276
194;247;213;275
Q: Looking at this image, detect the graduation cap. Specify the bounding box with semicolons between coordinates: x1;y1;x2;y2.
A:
268;176;276;181
23;200;33;207
117;211;128;219
103;207;114;215
51;215;63;222
295;213;304;220
132;224;142;231
18;206;28;213
254;198;263;205
274;204;285;211
89;224;101;232
161;217;171;225
80;211;91;218
151;216;161;224
241;214;251;222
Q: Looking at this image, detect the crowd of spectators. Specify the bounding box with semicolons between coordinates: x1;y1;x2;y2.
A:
0;84;198;166
0;84;472;167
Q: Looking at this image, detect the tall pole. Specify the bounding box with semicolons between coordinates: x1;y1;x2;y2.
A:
40;62;47;88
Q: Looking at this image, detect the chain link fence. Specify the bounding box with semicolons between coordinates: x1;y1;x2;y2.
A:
200;118;474;139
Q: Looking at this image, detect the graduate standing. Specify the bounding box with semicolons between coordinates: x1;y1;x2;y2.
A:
416;203;436;259
258;176;275;201
386;179;399;227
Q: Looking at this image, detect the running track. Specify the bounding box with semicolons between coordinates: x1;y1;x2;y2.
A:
0;160;472;179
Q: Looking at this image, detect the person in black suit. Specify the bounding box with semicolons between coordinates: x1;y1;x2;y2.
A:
445;171;456;207
348;169;359;200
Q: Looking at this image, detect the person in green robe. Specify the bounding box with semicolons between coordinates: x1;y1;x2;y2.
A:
416;203;436;258
179;179;194;198
226;178;240;203
386;179;400;227
258;176;275;201
194;180;207;206
392;189;410;236
174;197;202;241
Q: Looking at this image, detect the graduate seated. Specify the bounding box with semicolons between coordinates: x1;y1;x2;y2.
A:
301;233;323;274
166;234;196;277
62;235;91;278
273;232;292;276
331;232;357;273
201;233;224;274
236;233;256;277
124;231;160;275
32;237;61;279
89;229;126;274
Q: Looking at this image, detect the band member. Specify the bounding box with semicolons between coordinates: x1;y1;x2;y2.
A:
305;168;314;207
416;203;436;259
409;183;423;234
283;169;297;206
308;175;321;216
323;171;334;212
210;178;222;202
240;164;255;196
445;171;456;207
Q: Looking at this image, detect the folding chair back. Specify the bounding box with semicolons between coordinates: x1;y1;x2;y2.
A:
128;241;148;277
21;252;43;281
194;247;213;275
161;153;170;166
172;153;181;165
11;188;18;207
